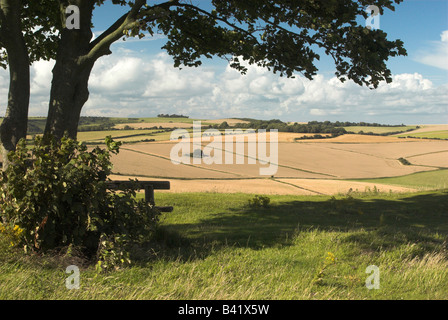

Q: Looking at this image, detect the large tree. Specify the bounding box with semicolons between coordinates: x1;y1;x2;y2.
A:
3;0;407;147
0;0;59;167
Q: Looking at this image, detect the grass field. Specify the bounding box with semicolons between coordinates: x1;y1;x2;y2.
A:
1;190;447;299
1;118;447;300
396;130;448;139
133;117;207;124
77;129;158;141
343;126;418;134
354;169;448;190
77;129;180;143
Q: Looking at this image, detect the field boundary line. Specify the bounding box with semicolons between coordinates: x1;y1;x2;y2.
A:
309;144;396;160
197;141;337;178
120;147;247;178
406;149;448;159
271;179;325;195
309;144;448;170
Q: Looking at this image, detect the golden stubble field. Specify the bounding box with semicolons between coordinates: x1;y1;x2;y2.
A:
109;129;448;195
2;124;445;195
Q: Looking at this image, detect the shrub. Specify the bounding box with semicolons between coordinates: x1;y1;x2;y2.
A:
398;157;412;165
0;135;160;257
0;222;24;248
248;195;271;208
190;149;204;158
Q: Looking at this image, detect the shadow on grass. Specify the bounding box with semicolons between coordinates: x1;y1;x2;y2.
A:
147;190;448;262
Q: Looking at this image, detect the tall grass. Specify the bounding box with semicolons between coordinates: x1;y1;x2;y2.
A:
1;191;447;299
355;169;448;191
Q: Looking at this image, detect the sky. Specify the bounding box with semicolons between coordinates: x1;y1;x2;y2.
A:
1;0;447;125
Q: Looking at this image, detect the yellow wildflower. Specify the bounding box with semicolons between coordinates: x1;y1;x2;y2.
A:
325;252;336;264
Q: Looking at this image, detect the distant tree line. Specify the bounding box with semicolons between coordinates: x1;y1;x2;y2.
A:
330;121;408;127
350;127;418;137
228;119;416;137
295;134;334;141
234;119;347;136
399;135;448;141
24;116;125;134
157;114;189;118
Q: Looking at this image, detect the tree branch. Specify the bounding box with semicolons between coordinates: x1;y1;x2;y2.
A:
176;3;260;42
86;0;146;61
87;0;177;62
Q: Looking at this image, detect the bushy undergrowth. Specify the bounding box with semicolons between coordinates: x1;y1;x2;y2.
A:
0;135;160;266
248;195;271;208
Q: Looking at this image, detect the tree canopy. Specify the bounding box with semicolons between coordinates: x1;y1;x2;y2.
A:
0;0;407;159
2;0;406;85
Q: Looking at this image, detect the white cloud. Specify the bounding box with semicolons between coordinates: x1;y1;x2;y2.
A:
310;109;327;116
415;30;448;70
0;50;446;125
142;54;214;98
90;57;143;91
30;60;54;96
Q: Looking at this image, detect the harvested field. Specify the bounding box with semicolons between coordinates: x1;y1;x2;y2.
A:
108;175;417;195
276;143;434;179
1;123;444;196
318;141;448;161
108;175;308;195
276;179;417;195
296;134;421;143
112;137;445;180
406;124;448;134
120;143;330;179
110;148;240;179
407;151;448;168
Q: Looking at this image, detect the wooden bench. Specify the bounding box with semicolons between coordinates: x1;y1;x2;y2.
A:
105;180;173;213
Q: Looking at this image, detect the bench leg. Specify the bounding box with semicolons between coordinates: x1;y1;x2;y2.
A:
144;185;155;206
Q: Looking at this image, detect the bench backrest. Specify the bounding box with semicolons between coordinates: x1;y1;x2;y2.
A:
105;181;170;190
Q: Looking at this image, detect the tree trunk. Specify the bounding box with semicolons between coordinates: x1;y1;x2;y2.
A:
44;50;94;140
44;1;94;141
0;0;30;170
44;0;146;140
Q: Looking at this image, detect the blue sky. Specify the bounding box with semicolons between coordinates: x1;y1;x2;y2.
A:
1;0;447;125
91;0;448;80
379;0;448;85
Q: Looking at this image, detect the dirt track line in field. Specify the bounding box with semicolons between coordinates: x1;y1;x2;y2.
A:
402;124;448;134
111;173;276;181
309;143;393;160
196;142;337;178
120;147;248;178
123;143;336;178
309;144;446;170
271;179;324;195
406;149;448;159
108;174;419;195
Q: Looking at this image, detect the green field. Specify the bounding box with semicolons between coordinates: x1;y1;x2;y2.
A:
354;169;448;190
396;130;448;140
1;190;447;299
343;126;418;134
77;129;159;142
133;117;210;124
